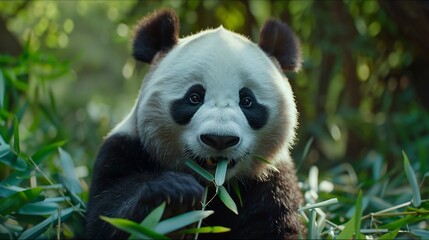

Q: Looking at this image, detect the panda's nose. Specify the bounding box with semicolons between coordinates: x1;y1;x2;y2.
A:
200;134;240;151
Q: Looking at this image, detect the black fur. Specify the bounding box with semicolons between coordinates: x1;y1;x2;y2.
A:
201;162;303;239
133;9;179;63
239;87;269;130
86;134;303;239
86;134;204;239
170;84;205;125
259;19;301;71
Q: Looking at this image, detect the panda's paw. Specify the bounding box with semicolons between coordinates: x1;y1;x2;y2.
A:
119;172;204;221
148;172;204;209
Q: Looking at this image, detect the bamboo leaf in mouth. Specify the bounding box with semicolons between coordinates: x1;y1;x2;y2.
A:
215;159;229;186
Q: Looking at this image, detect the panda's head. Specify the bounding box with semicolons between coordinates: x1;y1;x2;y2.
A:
114;9;301;180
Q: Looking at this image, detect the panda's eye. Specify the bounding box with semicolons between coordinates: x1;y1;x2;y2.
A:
189;93;202;105
240;96;253;108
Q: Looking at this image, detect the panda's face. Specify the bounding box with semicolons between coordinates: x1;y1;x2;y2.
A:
136;27;297;179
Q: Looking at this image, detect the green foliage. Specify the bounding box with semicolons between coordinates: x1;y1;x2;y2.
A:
101;202;217;239
403;151;421;207
0;187;44;215
18;207;74;240
101;216;169;239
0;37;85;239
336;191;363;239
300;151;429;239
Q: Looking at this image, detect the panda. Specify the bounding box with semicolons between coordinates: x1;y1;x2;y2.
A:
86;9;304;239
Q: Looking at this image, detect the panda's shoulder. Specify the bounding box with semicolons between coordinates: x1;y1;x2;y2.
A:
93;133;159;178
98;134;143;158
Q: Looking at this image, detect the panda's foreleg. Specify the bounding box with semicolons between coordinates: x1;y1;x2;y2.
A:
236;162;304;239
203;161;303;239
86;134;204;239
87;172;204;239
114;171;205;220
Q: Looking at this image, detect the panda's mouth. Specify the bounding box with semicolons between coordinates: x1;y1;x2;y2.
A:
193;156;237;170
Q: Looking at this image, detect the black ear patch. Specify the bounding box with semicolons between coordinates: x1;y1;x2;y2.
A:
259;20;301;72
133;9;179;63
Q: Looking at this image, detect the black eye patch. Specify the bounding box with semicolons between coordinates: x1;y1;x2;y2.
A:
239;88;268;130
170;84;205;125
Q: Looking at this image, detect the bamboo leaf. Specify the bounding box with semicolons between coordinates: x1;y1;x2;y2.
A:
252;155;279;172
18;201;59;215
18;207;74;240
379;228;400;240
185;160;214;182
48;89;57;115
128;202;166;239
0;185;62;198
297;137;313;171
58;148;82;194
0;184;24;197
230;179;243;207
299;198;338;211
0;70;5;108
308;209;317;239
32;140;66;163
368;196;393;211
411;229;429;238
154;210;214;234
337;216;355;239
0;151;27;171
316;214;325;236
403;151;421;207
337;191;364;239
141;202;166;228
354;191;365;239
0;187;44;215
68;190;87;209
13;116;20;154
215;160;228;186
178;226;230;234
381;215;427;230
0;133;9;159
253;155;271;165
100;216;168;240
422;172;429;186
218;185;238;215
2;141;65;186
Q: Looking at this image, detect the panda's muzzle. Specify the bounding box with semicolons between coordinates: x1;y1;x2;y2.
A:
194;156;237;170
200;134;240;151
187;134;241;170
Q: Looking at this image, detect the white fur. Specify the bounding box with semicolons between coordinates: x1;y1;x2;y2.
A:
110;27;298;179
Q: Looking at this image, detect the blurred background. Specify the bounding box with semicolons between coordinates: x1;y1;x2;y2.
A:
1;0;428;239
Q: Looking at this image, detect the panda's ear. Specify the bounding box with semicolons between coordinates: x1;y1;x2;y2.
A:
132;9;179;63
258;19;301;72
